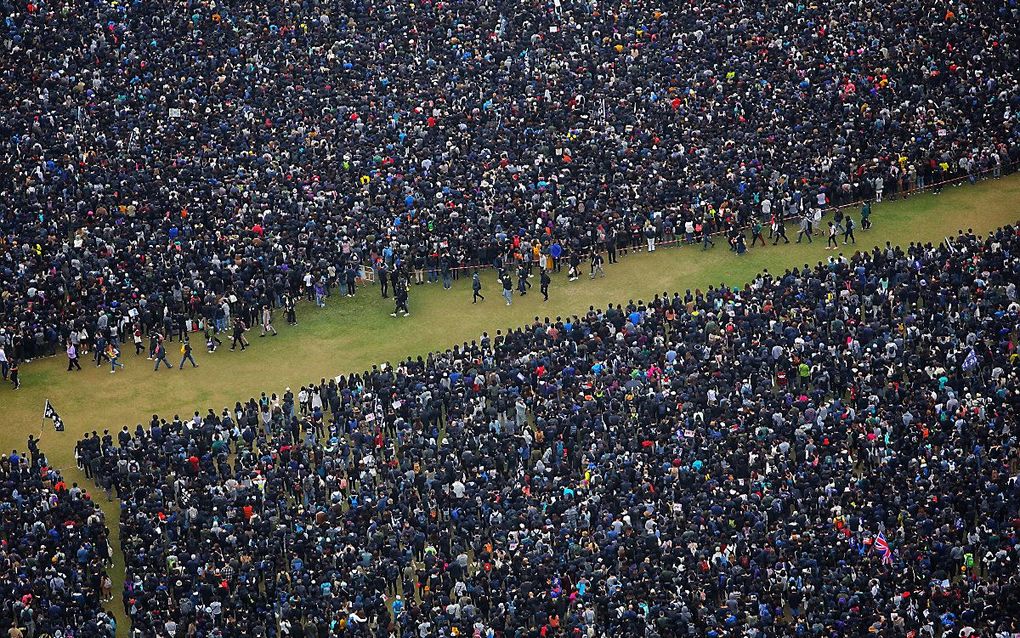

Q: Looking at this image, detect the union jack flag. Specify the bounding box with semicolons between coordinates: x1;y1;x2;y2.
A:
875;532;893;565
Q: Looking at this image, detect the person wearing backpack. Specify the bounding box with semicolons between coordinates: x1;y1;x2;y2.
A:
178;338;198;369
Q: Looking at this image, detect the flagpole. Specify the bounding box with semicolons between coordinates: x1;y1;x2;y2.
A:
40;400;48;451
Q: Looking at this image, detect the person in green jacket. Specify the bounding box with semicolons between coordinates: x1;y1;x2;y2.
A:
751;220;766;246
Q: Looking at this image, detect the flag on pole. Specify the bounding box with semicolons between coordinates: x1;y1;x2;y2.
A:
962;348;978;372
875;532;893;565
43;400;64;432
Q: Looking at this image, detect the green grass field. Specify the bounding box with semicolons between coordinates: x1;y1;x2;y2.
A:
3;172;1020;634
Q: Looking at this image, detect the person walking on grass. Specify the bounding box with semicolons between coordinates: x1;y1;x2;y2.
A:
590;250;605;279
178;339;198;369
843;214;856;245
861;201;872;230
314;280;327;308
472;271;485;303
205;330;221;353
260;305;278;337
133;325;145;355
378;263;389;299
797;214;813;243
230;317;248;351
94;334;110;368
67;341;82;371
540;269;551;301
750;219;766;247
827;221;839;249
148;330;162;360
567;252;581;281
772;218;790;245
9;359;19;389
108;343;125;373
501;272;514;305
391;278;410;317
284;294;297;325
153;341;173;370
702;226;715;250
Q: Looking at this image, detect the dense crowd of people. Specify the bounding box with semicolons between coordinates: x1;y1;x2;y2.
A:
78;220;1020;638
0;437;116;638
4;0;1020;635
2;0;1019;374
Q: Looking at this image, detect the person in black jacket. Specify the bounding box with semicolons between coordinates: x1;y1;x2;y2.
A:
472;271;484;303
230;317;248;351
606;227;618;264
152;341;173;370
772;218;790;245
590;251;605;279
501;272;514;305
178;339;198;369
540;269;551;301
391;278;410;316
843;215;857;245
517;265;530;296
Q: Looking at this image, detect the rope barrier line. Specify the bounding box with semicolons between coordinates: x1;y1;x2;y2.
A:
375;160;1014;274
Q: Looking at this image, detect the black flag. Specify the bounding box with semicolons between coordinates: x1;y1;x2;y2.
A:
43;400;64;432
